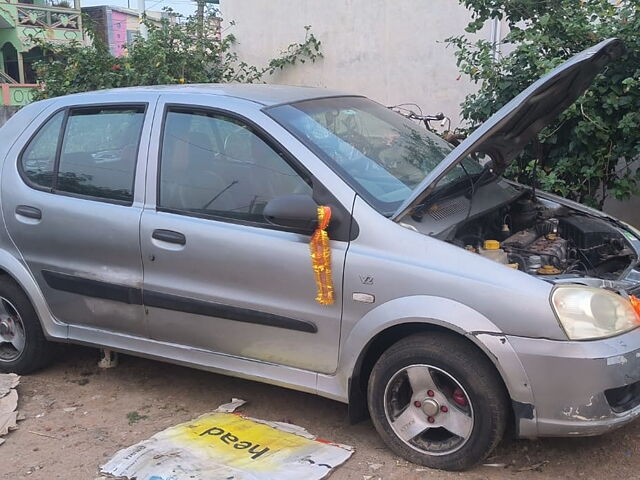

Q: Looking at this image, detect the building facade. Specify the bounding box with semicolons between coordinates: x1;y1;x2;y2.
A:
82;5;177;57
0;0;83;106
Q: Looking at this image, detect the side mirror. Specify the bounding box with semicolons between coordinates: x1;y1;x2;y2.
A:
263;194;319;231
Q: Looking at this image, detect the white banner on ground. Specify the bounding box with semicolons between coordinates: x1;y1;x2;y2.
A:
101;398;354;480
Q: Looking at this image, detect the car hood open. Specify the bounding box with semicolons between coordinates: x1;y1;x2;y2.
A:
392;38;625;221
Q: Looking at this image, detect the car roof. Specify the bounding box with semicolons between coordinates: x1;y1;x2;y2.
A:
70;84;357;107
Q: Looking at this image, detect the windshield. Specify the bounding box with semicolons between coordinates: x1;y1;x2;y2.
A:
267;96;482;214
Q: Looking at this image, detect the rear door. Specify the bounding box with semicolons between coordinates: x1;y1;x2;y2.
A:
2;94;157;336
140;94;356;373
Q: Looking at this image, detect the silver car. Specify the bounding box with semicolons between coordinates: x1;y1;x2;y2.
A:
1;38;639;470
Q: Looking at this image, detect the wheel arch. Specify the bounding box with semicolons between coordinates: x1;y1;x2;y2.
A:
341;296;536;437
0;249;66;340
347;323;505;419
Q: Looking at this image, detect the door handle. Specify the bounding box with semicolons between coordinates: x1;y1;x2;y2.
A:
15;205;42;220
152;229;186;245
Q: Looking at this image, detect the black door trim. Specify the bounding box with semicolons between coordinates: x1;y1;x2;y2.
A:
41;270;317;334
143;290;317;333
42;270;143;305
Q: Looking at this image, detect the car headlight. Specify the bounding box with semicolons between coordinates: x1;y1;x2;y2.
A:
551;286;640;340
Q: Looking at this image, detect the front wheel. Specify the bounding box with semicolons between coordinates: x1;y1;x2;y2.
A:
367;332;509;471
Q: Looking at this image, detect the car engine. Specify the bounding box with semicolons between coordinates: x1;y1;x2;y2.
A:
449;193;636;279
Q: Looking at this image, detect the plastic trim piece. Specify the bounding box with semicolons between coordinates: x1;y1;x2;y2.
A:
41;270;317;334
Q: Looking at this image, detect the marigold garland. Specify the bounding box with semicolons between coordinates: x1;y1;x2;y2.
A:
310;206;334;305
631;295;640;321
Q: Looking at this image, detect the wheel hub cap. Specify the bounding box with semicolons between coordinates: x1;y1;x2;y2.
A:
421;398;440;417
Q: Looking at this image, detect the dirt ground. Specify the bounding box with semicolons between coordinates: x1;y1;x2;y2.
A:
1;345;639;480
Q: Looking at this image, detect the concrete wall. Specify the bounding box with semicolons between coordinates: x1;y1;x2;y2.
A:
220;0;498;127
604;159;640;228
0;105;18;128
605;196;640;228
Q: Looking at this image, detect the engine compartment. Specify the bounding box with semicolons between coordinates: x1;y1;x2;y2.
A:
447;192;636;279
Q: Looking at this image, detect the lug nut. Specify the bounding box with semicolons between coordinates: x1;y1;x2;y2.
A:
440;406;448;413
427;416;435;423
414;401;422;408
427;390;435;397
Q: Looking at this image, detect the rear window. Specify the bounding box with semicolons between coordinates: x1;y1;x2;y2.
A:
20;105;146;203
21;110;64;189
58;108;145;202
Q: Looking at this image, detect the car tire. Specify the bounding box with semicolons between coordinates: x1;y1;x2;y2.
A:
367;331;508;471
0;276;53;374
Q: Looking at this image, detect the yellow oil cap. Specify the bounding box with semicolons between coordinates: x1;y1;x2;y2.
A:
538;265;561;275
483;240;500;250
508;263;519;269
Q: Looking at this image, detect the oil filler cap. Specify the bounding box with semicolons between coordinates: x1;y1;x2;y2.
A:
483;240;501;250
538;265;561;275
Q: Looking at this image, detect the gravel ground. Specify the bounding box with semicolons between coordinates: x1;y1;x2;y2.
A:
1;345;639;480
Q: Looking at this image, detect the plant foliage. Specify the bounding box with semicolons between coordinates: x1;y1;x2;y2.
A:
32;12;322;100
447;0;640;208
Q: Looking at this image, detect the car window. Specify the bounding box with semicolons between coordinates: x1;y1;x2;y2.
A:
20;110;64;189
57;107;145;202
267;97;483;215
159;109;312;225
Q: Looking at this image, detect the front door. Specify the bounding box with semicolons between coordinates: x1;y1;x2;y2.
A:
140;100;352;373
2;99;154;336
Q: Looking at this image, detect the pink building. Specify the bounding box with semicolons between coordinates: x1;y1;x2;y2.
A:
110;9;128;57
82;5;177;57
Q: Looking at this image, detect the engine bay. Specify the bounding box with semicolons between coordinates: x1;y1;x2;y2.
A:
446;192;637;280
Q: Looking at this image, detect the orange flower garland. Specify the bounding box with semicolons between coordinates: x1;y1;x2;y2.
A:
631;295;640;321
310;206;334;305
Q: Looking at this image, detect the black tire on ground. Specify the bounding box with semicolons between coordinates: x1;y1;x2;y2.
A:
0;276;54;374
367;331;509;471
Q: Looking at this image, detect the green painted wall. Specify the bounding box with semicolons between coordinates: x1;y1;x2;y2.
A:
0;1;82;54
0;0;81;86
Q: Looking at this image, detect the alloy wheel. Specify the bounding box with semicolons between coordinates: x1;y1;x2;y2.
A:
0;297;26;361
383;364;474;456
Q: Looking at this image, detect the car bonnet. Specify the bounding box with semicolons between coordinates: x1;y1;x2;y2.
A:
392;38;625;221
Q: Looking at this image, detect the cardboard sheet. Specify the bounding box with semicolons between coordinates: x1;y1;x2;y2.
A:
0;374;19;441
101;399;353;480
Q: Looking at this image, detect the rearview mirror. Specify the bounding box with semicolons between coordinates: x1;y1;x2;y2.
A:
263;194;319;231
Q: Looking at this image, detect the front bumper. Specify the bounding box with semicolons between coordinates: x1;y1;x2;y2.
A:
507;327;640;437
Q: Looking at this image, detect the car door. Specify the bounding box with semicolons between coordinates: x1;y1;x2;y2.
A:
1;95;156;336
140;95;355;374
